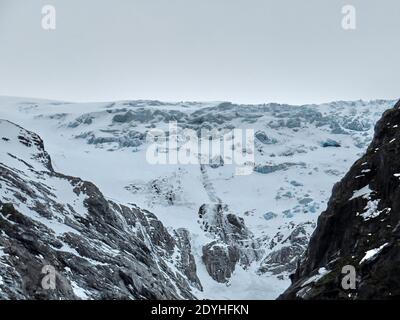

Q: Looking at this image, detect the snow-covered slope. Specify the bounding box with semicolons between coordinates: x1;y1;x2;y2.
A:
0;96;396;299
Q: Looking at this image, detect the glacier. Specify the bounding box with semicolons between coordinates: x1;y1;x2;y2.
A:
0;96;396;299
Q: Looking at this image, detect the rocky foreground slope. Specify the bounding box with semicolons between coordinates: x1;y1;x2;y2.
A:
0;120;203;299
280;100;400;299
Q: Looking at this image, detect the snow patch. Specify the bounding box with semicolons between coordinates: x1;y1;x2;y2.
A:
350;185;372;201
359;199;389;221
301;267;330;287
359;243;389;264
70;280;90;299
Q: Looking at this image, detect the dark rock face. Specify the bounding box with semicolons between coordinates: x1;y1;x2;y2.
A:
259;222;315;275
174;228;202;290
280;100;400;299
0;120;198;299
202;242;240;283
199;204;262;283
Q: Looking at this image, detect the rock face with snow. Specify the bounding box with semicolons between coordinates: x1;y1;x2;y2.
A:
280;100;400;299
199;204;262;283
0;120;199;299
259;221;315;276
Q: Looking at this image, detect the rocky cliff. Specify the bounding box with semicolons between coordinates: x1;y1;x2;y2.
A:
0;120;200;299
280;100;400;299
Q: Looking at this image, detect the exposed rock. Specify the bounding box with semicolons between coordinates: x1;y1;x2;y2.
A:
280;100;400;299
0;120;198;299
174;228;202;290
259;222;315;275
199;204;263;282
202;242;240;283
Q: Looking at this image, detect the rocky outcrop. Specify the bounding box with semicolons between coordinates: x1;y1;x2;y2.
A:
259;222;315;275
202;242;240;283
280;100;400;299
0;120;198;299
199;204;263;283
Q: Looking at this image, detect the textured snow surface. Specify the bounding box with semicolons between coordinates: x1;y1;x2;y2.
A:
0;96;395;299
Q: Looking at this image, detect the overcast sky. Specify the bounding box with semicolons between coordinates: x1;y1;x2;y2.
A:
0;0;399;104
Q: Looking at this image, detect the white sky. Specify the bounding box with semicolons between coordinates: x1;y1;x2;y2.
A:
0;0;399;104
